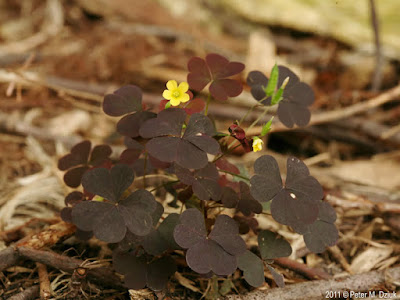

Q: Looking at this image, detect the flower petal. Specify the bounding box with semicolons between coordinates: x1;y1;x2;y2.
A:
178;82;189;93
166;80;178;90
180;93;190;103
170;98;181;106
163;90;172;100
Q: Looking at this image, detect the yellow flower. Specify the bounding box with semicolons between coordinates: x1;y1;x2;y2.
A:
162;80;190;106
252;137;263;152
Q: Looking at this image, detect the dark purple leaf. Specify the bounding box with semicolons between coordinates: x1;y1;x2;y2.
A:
184;98;205;115
187;53;244;101
64;166;89;188
113;251;176;291
237;250;265;287
117;111;157;138
187;57;211;91
183;113;216;138
185;135;220;155
209;215;246;256
64;191;85;206
270;190;319;227
250;155;283;203
285;157;324;203
173;208;206;248
75;229;93;241
146;137;209;169
215;158;240;175
221;186;240;208
267;265;285;288
258;230;292;260
146;256;177;291
206;53;244;79
89;145;112;166
72;201;127;243
158;213;181;249
139;108;186;139
186;239;237;275
81;164;134;203
103;85;142;117
60;207;72;223
58;140;91;171
209;78;243;101
237;182;262;216
247;71;269;101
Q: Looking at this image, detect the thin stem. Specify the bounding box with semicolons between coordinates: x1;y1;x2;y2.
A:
204;93;211;116
238;103;258;125
212;143;242;162
218;169;250;181
143;152;148;188
248;106;269;132
148;180;179;193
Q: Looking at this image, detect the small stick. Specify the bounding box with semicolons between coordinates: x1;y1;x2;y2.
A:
274;257;331;280
8;285;40;300
36;262;51;300
18;247;124;290
369;0;383;92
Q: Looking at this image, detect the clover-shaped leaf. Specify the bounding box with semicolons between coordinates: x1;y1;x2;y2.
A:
221;182;262;216
258;230;292;260
113;251;176;291
174;163;222;201
187;53;244;101
247;66;314;128
103;85;156;138
120;212;181;256
293;202;338;253
237;250;265;287
71;164;157;243
250;155;323;228
173;208;246;275
58;140;112;188
215;158;240;175
139;109;220;169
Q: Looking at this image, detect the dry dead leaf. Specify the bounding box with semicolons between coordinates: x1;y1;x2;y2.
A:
175;272;201;293
350;246;393;274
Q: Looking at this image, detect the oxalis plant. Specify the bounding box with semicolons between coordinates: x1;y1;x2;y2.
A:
58;53;339;295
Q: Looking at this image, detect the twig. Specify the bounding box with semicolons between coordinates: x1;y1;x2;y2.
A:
36;262;51;300
369;0;383;92
225;266;400;300
0;0;63;55
8;285;40;300
18;247;125;290
274;257;331;280
0;221;75;272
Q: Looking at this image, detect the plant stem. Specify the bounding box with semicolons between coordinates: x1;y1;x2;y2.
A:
238;103;258;125
148;180;179;193
204;94;211;116
218;169;250;181
248;106;269;132
143;152;148;188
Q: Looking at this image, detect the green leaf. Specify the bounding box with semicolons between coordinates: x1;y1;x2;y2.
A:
219;279;234;296
261;117;274;136
165;101;172;109
271;87;284;105
264;64;279;97
258;230;292;260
